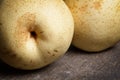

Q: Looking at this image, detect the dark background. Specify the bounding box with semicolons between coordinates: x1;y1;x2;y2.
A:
0;42;120;80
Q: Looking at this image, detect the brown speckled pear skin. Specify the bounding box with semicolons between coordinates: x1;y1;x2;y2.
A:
64;0;120;52
0;0;74;70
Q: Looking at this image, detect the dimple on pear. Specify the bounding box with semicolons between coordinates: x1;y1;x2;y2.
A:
64;0;120;52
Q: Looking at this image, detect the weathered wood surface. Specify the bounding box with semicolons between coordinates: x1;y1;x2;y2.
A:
0;42;120;80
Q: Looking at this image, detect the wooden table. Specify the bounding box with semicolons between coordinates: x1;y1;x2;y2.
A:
0;42;120;80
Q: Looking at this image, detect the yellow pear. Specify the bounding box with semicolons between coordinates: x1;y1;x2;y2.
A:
0;0;74;70
64;0;120;52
